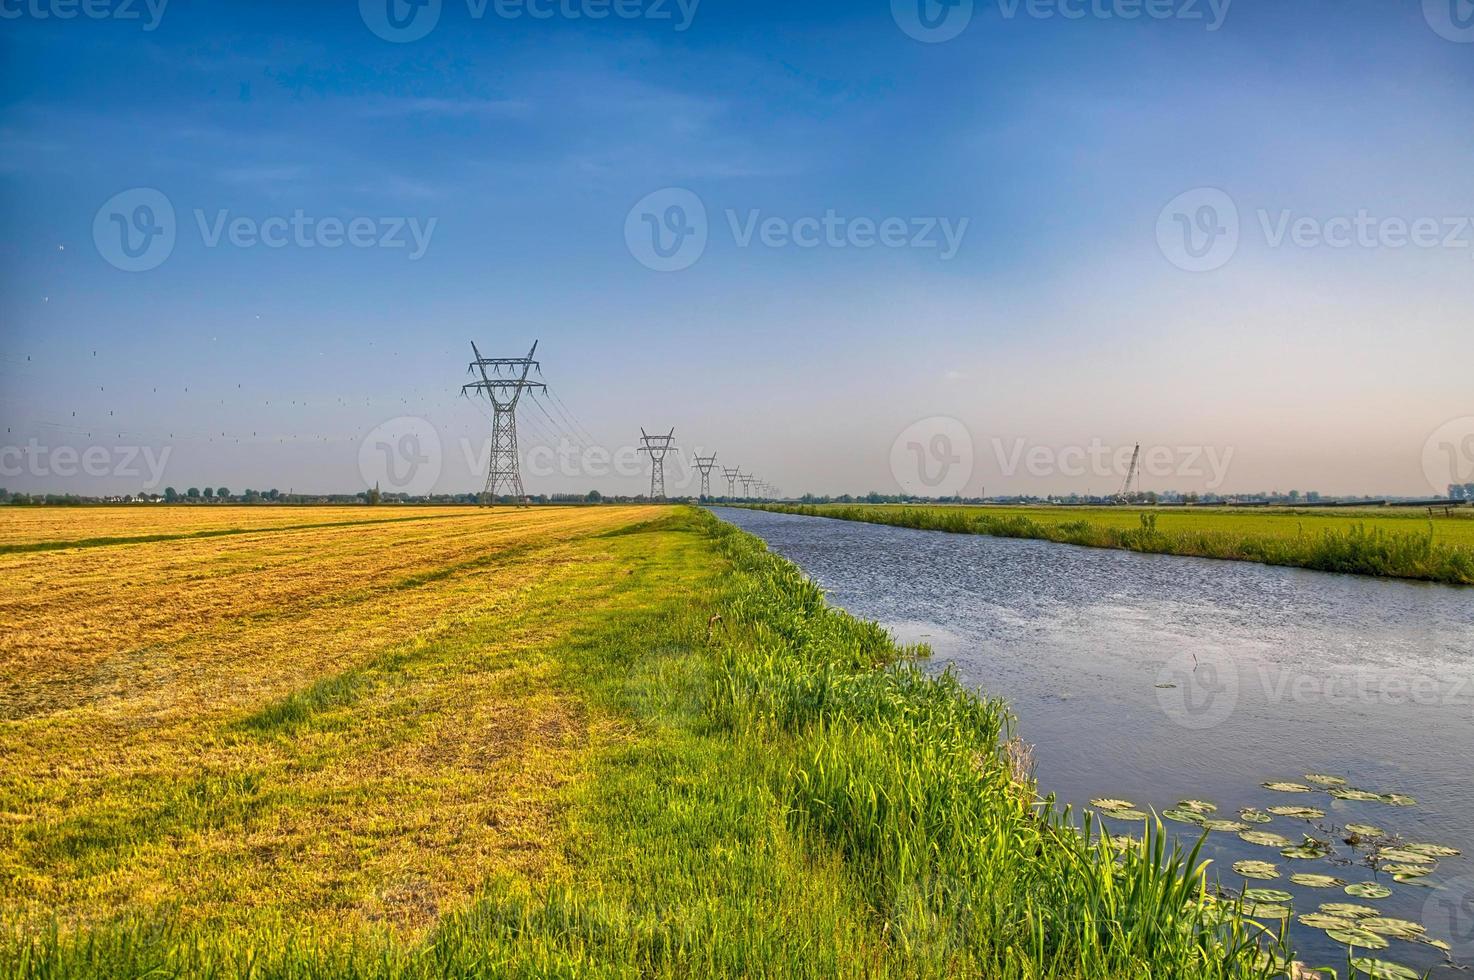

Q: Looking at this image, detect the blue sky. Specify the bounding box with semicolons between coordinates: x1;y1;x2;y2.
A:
2;0;1472;497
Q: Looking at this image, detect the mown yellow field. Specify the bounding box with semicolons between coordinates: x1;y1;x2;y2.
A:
0;505;660;934
0;504;468;549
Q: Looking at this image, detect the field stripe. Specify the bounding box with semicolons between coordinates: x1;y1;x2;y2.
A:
0;510;520;556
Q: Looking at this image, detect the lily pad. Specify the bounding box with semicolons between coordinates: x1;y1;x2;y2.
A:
1163;808;1205;825
1321;902;1379;918
1327;927;1390;950
1380;794;1416;807
1345;824;1387;838
1243;888;1294;903
1245;904;1291;919
1238;808;1273;824
1402;842;1460;858
1263;781;1315;793
1376;849;1434;864
1233;860;1280;880
1099;808;1149;821
1420;937;1452;952
1361;917;1426;938
1386;866;1432;881
1291;873;1345;888
1282;840;1332;860
1090;798;1136;810
1177;799;1217;814
1201;819;1251;833
1344;883;1393;899
1332;788;1385;802
1240;830;1293;847
1267;805;1326;819
1350;958;1421;979
1304;773;1348;787
1299;912;1357;930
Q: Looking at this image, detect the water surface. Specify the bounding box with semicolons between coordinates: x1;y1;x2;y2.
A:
713;507;1474;975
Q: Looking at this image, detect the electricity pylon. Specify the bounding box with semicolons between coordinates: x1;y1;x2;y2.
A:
740;475;757;499
693;454;718;498
639;428;677;500
722;466;741;499
462;340;545;503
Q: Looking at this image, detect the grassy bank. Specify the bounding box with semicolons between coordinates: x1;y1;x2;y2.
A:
2;506;1280;978
747;503;1474;586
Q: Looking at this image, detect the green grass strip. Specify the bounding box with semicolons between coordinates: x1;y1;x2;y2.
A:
746;503;1474;586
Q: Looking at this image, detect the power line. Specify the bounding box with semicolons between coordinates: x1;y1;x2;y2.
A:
527;390;586;451
545;388;599;449
514;399;561;448
548;389;597;445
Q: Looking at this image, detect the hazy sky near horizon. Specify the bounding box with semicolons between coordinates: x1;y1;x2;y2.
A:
2;0;1472;498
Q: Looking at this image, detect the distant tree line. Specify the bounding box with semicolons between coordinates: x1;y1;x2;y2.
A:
3;485;1468;509
0;487;622;506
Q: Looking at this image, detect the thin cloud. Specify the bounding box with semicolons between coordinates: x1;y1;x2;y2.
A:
218;165;310;186
356;97;531;120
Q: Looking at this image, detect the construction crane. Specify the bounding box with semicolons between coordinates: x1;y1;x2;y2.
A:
1117;443;1141;503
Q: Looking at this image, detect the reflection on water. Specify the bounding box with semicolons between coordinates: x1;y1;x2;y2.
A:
712;507;1474;975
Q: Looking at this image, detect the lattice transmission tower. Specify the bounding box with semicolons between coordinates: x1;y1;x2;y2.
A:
722;467;741;499
462;340;545;503
693;454;718;498
639;428;677;500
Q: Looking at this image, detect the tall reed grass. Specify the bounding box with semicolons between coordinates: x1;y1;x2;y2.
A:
703;511;1285;977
